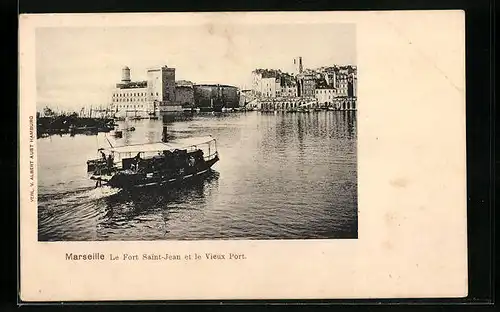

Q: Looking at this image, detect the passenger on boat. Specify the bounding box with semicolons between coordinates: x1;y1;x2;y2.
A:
194;150;204;168
106;154;114;171
162;150;173;158
196;150;204;161
188;156;195;167
101;151;106;161
134;152;141;171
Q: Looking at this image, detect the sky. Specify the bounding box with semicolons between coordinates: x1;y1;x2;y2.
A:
36;23;356;111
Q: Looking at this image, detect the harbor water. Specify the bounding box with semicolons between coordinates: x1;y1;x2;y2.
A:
37;111;357;241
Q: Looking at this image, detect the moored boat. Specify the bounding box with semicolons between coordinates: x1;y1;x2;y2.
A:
87;136;220;189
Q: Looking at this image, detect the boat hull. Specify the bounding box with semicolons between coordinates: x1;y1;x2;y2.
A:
92;156;219;189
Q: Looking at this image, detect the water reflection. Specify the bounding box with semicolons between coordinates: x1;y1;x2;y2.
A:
104;171;219;219
97;171;220;240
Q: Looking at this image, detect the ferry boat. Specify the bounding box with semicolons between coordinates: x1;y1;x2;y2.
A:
87;136;219;189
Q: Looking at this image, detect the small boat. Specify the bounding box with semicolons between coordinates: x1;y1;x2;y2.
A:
198;106;213;113
125;127;135;131
87;136;220;189
69;125;98;135
97;126;113;132
182;107;201;114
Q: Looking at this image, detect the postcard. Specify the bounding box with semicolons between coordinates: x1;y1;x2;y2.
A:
19;11;466;301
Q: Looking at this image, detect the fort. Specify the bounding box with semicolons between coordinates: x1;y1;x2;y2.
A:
110;66;240;116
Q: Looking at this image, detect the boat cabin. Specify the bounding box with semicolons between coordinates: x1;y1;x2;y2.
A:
87;136;218;176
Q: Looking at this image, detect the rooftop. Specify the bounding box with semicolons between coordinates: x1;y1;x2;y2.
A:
116;81;147;89
194;83;238;89
106;136;216;154
253;68;281;78
175;80;194;87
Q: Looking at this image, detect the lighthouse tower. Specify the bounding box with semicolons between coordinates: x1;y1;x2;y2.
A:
121;66;131;83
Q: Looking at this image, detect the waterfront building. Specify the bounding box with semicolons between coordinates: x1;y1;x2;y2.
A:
175;80;195;107
262;77;280;97
147;65;176;111
110;65;179;117
335;70;349;97
347;74;357;98
259;96;317;111
315;88;336;107
332;97;356;110
251;69;282;97
281;85;298;97
250;59;357;111
111;66;151;117
193;84;240;111
239;89;256;107
324;71;336;87
297;74;316;98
